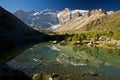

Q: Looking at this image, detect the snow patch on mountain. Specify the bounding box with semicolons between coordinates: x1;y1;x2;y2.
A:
33;12;39;15
49;24;61;30
14;9;59;29
57;8;89;24
72;10;89;15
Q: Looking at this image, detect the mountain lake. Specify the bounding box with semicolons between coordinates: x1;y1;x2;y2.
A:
7;43;120;80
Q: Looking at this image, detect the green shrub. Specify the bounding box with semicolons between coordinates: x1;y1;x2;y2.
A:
113;30;120;40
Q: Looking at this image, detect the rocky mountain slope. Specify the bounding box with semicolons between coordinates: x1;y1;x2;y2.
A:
55;8;120;40
57;8;88;24
54;9;108;33
90;10;120;40
14;9;59;29
0;6;47;63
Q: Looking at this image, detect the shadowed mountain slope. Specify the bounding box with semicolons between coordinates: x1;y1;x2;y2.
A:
0;6;49;63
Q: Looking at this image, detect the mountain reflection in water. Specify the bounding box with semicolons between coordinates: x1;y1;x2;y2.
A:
7;43;120;79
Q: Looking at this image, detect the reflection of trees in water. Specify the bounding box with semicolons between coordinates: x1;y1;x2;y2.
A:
72;46;105;66
72;45;120;67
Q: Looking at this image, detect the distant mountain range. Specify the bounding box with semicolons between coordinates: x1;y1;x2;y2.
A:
13;8;120;40
13;8;89;30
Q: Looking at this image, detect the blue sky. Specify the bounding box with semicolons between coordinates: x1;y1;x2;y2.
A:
0;0;120;12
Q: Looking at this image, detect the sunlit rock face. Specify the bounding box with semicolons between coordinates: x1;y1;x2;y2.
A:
57;8;71;24
54;9;109;33
57;8;89;24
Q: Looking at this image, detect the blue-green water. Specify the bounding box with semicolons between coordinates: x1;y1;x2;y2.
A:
7;43;120;79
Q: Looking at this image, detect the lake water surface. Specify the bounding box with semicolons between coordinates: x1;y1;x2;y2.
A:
7;43;120;80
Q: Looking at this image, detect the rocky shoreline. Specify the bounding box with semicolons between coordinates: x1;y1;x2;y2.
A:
50;39;120;50
32;70;119;80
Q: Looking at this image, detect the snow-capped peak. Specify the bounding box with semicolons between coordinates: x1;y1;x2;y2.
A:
14;8;89;30
72;10;89;15
33;12;39;15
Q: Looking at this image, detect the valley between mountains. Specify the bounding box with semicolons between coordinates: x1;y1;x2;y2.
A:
1;6;120;80
14;8;120;49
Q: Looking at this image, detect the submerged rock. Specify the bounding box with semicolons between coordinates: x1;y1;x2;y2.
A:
60;40;66;45
37;63;42;66
88;71;99;76
52;73;59;78
49;77;53;80
31;66;36;70
52;40;57;44
32;74;39;80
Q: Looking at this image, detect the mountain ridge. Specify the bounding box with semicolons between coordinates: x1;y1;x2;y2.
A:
54;9;109;33
13;8;89;30
13;8;120;41
14;9;59;29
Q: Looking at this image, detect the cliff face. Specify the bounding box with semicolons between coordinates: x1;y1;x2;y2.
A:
57;8;71;24
0;6;47;63
54;9;108;33
57;8;88;25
